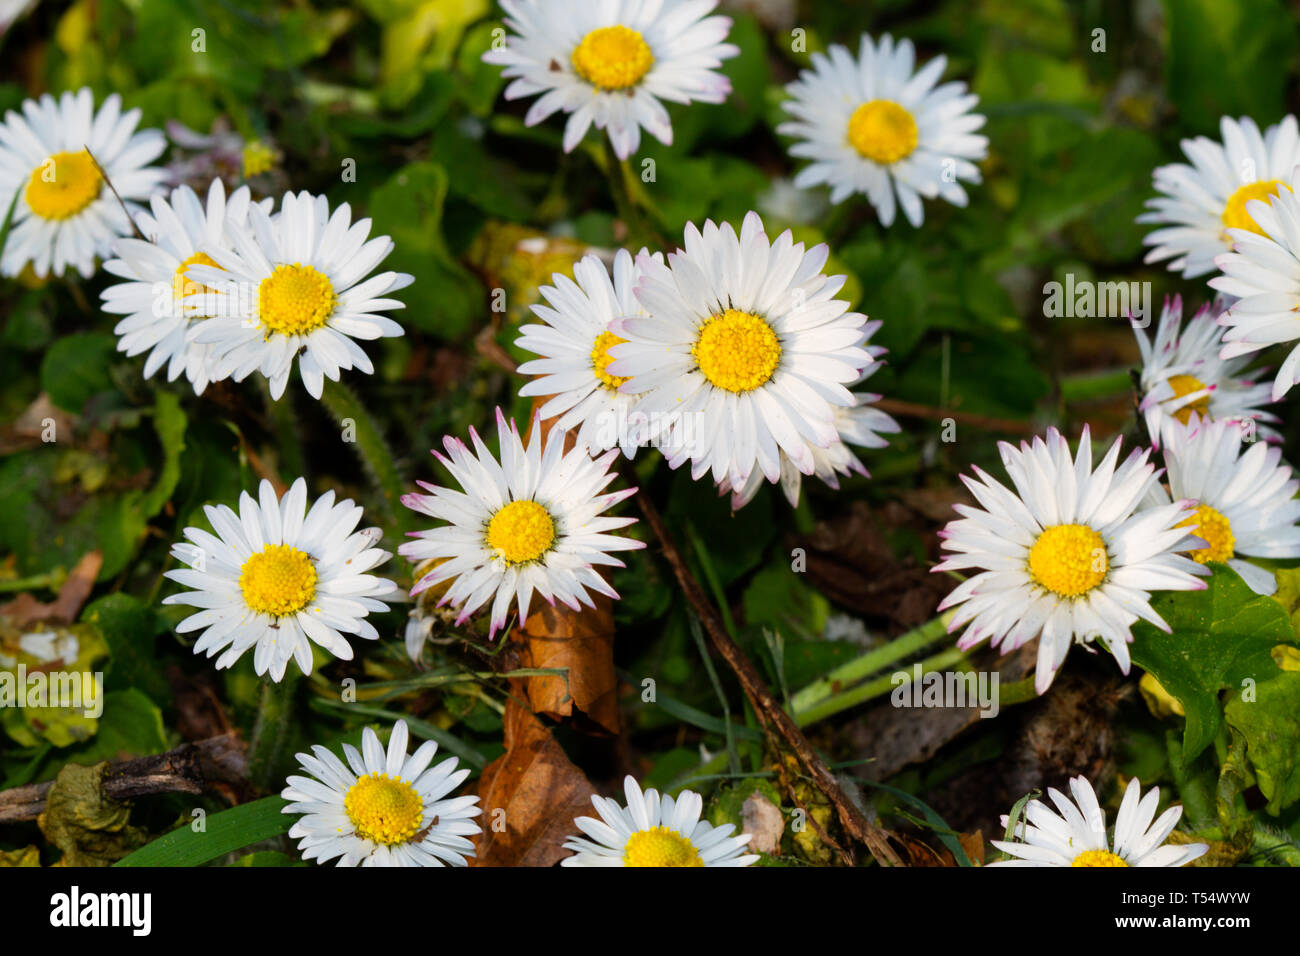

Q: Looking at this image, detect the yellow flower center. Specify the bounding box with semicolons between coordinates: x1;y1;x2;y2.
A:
1179;503;1235;564
173;251;221;301
623;826;704;867
1165;374;1210;425
692;309;782;393
1028;524;1108;597
344;773;424;846
591;330;629;390
1222;179;1291;237
258;263;337;337
1072;849;1129;867
238;544;318;617
847;100;919;165
487;500;556;565
24;150;102;221
571;25;655;91
242;139;276;178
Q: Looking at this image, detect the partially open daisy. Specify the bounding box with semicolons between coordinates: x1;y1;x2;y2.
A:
481;0;738;160
517;248;668;458
185;190;412;399
562;775;757;867
1210;183;1300;400
399;409;644;640
935;427;1208;695
163;478;395;682
1146;415;1300;596
1133;296;1277;447
282;720;481;867
0;87;166;278
718;324;900;508
1140;114;1300;278
989;775;1208;867
607;211;874;490
100;179;271;394
777;33;988;226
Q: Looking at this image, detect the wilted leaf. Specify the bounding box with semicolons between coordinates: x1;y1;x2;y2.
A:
37;762;148;866
0;550;101;626
473;699;596;867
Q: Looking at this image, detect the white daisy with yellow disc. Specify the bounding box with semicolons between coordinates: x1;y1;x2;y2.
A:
1146;415;1300;596
100;179;272;395
606;211;874;491
777;33;988;226
183;190;412;399
562;775;757;867
935;426;1208;695
989;775;1207;867
718;320;900;509
0;87;166;278
1133;296;1277;448
1210;181;1300;400
282;720;481;867
400;408;644;641
1140;114;1300;278
163;478;396;682
517;248;668;458
481;0;738;160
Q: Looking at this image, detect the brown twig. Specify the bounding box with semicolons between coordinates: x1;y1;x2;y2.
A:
629;480;902;867
0;733;248;823
873;397;1036;435
84;146;147;241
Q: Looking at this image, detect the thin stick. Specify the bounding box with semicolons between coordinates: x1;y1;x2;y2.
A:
0;734;247;823
873;396;1035;435
84;146;146;241
628;477;902;867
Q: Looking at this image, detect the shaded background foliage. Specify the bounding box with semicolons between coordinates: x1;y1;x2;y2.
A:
2;0;1300;866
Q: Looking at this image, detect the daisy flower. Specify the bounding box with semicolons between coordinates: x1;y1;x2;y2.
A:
1140;114;1300;278
1133;295;1277;447
1210;182;1300;400
184;190;412;399
481;0;738;160
0;87;166;279
399;409;644;640
562;774;757;867
989;775;1208;867
282;720;481;867
163;478;396;682
100;178;271;394
718;324;900;508
935;426;1207;695
607;210;874;489
777;33;988;226
517;248;669;458
1147;415;1300;596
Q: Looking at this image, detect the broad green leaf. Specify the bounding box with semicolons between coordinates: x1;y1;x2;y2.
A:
1163;0;1300;135
368;160;483;339
82;594;170;700
40;332;118;412
1226;671;1300;814
1131;564;1296;760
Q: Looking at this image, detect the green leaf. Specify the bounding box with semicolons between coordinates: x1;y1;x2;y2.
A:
1131;564;1296;760
367;160;483;339
138;389;187;518
1163;0;1300;135
114;796;292;867
1226;671;1300;814
82;594;170;700
40;332;118;412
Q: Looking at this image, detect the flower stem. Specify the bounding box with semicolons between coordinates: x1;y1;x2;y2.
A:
793;646;968;727
789;612;954;716
247;672;299;792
